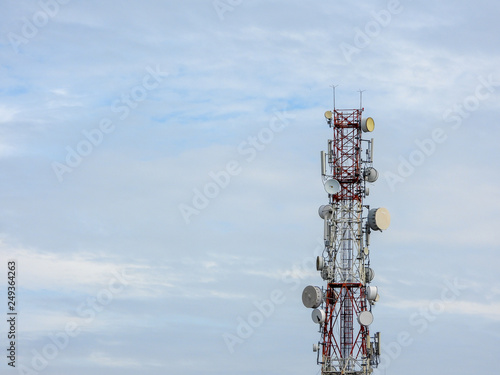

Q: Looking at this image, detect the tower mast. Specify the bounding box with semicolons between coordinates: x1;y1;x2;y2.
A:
302;91;390;375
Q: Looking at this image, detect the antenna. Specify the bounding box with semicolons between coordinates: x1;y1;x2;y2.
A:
358;89;365;110
320;151;327;176
330;84;338;110
370;138;374;162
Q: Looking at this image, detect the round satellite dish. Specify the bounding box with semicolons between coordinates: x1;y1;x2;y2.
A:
364;167;379;183
302;286;323;309
365;267;375;282
375;294;380;302
324;179;341;195
324;111;333;120
316;256;325;271
318;205;333;219
368;207;391;231
312;308;326;324
313;344;319;352
361;117;375;132
357;311;374;326
366;286;378;301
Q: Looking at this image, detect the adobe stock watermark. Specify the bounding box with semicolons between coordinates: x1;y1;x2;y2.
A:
7;0;71;54
213;0;243;21
442;75;499;129
51;65;168;183
222;289;286;354
384;74;500;192
378;277;466;371
222;239;322;354
178;108;295;224
17;269;130;375
383;128;448;192
340;0;403;63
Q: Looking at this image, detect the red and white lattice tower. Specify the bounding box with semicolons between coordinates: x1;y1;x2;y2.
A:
302;92;390;375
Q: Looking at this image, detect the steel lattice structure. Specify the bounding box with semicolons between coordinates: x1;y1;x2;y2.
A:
302;97;390;375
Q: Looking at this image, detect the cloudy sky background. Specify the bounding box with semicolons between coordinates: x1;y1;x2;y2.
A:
1;0;499;374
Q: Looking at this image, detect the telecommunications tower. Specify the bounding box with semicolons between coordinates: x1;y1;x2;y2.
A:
302;90;390;375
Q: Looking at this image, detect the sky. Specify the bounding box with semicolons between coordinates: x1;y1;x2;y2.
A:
1;0;499;374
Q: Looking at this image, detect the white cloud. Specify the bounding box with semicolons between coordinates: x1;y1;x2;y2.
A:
0;243;132;293
88;352;142;368
0;105;18;123
385;299;500;322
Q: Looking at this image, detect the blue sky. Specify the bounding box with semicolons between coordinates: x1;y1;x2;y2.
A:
1;1;499;374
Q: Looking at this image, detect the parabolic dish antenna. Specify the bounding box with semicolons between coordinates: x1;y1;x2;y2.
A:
357;311;374;326
361;117;375;132
366;286;378;301
302;286;323;309
365;267;375;282
324;111;333;120
364;167;379;183
316;256;325;271
368;207;391;231
318;204;333;219
324;179;341;195
312;308;326;324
